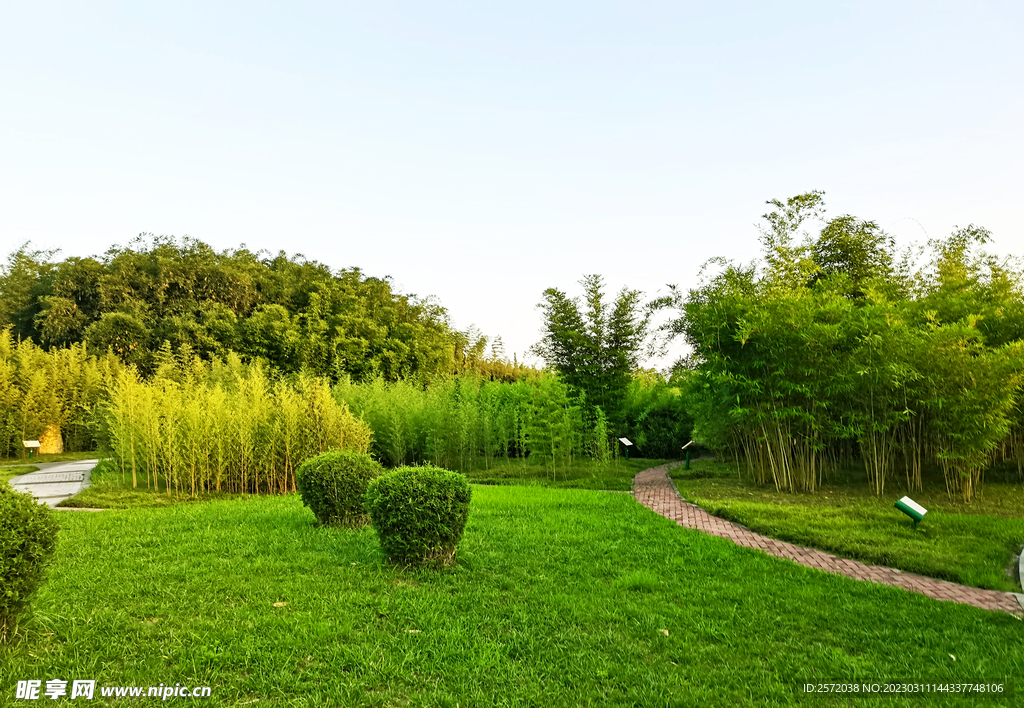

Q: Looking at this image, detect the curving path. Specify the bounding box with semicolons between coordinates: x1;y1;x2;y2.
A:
8;459;99;507
632;463;1024;616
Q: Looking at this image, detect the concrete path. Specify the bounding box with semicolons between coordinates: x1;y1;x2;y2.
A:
8;459;99;507
633;463;1024;616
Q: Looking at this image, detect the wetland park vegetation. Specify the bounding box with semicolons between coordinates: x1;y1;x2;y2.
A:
3;192;1024;705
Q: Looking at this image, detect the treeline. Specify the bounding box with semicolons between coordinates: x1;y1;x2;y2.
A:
105;352;371;495
2;327;687;492
664;192;1024;500
0;330;122;457
335;372;690;472
0;236;530;382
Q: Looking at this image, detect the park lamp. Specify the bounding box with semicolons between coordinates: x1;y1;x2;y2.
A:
682;440;694;470
618;438;633;460
895;496;927;527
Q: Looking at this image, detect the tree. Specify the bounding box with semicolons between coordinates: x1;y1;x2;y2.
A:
532;274;650;430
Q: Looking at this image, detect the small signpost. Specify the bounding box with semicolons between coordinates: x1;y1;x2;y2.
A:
618;438;633;460
682;440;695;470
895;496;927;527
23;440;40;459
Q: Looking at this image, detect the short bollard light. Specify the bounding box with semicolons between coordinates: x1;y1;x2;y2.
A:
682;440;694;470
618;438;633;460
895;496;927;527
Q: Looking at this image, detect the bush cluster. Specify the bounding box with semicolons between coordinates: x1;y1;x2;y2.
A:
366;466;471;567
296;450;384;527
1;488;59;643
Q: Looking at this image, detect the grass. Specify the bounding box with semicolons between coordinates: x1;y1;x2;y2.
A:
464;457;668;491
57;459;246;510
672;459;1024;592
59;457;668;510
0;450;101;466
0;465;37;489
1;486;1021;706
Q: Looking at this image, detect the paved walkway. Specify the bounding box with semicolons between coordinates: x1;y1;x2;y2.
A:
8;459;99;507
632;463;1024;616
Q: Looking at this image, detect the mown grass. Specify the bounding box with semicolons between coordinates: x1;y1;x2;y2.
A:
57;459;246;510
0;450;101;466
464;457;668;491
0;465;36;488
2;486;1021;706
672;459;1024;592
59;457;667;510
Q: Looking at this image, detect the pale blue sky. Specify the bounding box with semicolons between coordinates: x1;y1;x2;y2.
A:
2;2;1022;368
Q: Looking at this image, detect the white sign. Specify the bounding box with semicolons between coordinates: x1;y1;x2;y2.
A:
618;438;633;446
898;496;928;517
22;440;41;448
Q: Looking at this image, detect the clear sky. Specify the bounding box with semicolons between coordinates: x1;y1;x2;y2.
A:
2;2;1022;369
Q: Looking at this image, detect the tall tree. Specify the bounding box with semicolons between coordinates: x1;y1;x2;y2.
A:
532;274;650;430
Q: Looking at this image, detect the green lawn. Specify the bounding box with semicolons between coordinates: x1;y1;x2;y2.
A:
2;485;1022;706
59;457;667;510
672;459;1024;592
0;450;101;466
464;457;668;491
0;465;36;488
57;459;246;510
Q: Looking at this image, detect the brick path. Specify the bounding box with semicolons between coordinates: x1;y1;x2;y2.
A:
632;464;1024;616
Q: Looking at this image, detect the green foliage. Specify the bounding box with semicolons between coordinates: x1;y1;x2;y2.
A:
621;371;693;458
532;274;651;431
661;192;1024;501
335;373;614;473
296;450;384;527
0;488;59;643
0;328;121;457
1;236;526;383
103;353;372;495
366;465;471;566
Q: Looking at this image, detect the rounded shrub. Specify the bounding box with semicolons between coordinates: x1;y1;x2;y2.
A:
295;450;384;527
365;465;471;566
1;488;59;643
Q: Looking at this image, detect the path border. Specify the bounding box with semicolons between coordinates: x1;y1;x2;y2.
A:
632;463;1023;616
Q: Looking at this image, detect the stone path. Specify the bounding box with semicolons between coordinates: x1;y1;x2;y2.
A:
8;459;99;507
632;463;1024;616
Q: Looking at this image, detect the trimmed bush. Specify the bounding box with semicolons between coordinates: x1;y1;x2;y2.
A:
1;488;59;643
366;465;471;566
295;450;384;527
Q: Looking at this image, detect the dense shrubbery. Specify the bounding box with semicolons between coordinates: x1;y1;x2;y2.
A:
335;373;620;474
0;331;122;457
296;450;384;527
365;466;471;566
661;192;1024;500
0;237;530;383
103;351;372;495
0;488;59;643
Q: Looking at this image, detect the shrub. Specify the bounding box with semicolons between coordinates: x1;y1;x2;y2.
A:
365;465;471;566
1;488;60;643
295;450;384;527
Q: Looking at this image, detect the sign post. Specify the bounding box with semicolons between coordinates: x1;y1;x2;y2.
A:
618;438;633;460
682;440;695;470
22;440;41;459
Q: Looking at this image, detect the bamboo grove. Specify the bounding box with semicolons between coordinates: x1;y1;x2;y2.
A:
334;374;615;474
0;330;123;457
104;350;372;495
1;320;688;490
662;192;1024;501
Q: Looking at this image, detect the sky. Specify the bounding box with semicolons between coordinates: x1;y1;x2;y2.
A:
2;1;1022;370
